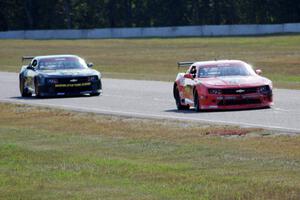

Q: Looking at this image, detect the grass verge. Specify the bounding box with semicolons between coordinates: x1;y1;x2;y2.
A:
0;103;299;199
0;35;300;89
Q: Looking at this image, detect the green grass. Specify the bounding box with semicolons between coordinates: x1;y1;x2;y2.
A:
0;35;300;89
0;103;300;199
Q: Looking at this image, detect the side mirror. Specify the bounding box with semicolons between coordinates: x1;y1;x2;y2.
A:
87;63;94;68
255;69;262;75
26;66;35;71
184;74;193;79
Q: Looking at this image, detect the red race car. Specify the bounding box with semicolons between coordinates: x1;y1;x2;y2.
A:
173;60;273;111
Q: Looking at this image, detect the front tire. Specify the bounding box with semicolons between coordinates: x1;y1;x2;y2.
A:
194;90;201;112
20;77;32;97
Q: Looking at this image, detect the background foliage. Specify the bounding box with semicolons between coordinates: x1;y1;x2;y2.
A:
0;0;299;31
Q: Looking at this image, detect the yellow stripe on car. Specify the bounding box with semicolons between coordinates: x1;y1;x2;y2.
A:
55;82;91;88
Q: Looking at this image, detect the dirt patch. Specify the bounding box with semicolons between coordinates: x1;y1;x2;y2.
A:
207;129;251;136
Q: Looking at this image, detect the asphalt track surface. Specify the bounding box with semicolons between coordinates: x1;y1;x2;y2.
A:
1;72;300;133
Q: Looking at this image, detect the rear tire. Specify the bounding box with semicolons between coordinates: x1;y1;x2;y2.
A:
194;90;201;112
174;84;189;110
20;77;32;97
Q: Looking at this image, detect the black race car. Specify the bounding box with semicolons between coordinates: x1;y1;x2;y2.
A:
19;55;102;97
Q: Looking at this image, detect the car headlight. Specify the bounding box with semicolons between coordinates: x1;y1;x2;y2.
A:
257;85;270;94
208;89;222;95
47;79;59;84
88;76;98;81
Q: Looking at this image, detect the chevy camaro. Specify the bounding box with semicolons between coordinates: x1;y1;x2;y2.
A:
173;60;273;111
19;55;102;97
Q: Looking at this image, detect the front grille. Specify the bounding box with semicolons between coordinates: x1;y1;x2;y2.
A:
46;76;98;84
54;85;92;93
218;98;261;106
221;87;258;95
45;76;100;94
57;77;89;84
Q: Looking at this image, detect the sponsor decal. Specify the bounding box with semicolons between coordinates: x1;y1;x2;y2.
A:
185;86;192;94
55;82;91;88
242;94;260;99
58;71;80;76
228;80;240;85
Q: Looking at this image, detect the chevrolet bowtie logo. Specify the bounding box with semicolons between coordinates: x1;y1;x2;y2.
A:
236;89;245;93
70;79;78;83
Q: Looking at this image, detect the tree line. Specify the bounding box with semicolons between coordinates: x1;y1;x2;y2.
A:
0;0;299;31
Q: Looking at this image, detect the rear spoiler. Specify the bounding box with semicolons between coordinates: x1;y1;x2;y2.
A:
22;56;35;62
177;61;196;68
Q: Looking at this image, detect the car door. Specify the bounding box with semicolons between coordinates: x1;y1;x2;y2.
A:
24;59;38;91
183;75;195;102
182;66;197;102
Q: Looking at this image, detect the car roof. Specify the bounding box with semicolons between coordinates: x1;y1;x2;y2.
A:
33;55;80;61
192;60;246;67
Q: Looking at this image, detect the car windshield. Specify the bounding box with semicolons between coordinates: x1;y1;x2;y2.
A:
198;63;252;78
38;57;87;70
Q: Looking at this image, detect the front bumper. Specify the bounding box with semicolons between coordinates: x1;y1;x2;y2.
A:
199;92;273;110
36;79;102;97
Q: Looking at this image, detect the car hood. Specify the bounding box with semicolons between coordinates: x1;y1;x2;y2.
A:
37;68;100;77
199;75;271;88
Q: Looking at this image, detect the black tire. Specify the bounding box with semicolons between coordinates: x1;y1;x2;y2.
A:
90;92;100;96
20;77;32;97
173;84;189;110
90;80;102;96
194;90;201;112
99;79;102;91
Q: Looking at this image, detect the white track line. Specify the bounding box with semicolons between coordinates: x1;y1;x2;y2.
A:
1;99;299;133
273;108;290;112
